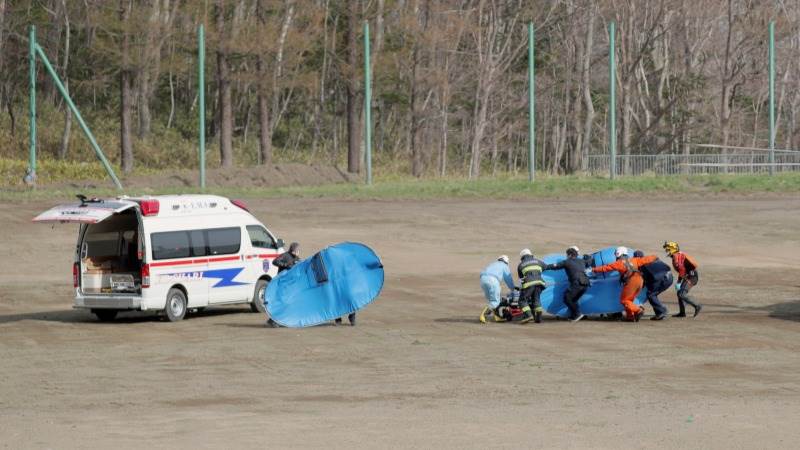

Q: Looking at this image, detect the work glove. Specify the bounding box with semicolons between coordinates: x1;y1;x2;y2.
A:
584;268;594;278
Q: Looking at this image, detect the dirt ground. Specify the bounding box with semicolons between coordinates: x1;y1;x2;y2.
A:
1;195;799;449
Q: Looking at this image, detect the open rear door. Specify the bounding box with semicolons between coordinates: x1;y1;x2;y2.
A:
33;200;138;224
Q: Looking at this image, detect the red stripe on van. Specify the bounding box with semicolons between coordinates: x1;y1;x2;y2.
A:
246;253;280;260
150;255;242;268
150;259;196;268
209;256;240;263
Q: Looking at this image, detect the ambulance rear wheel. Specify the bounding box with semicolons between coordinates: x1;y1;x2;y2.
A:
250;279;268;314
93;309;118;322
164;288;187;322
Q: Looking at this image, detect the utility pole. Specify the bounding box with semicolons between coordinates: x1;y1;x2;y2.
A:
364;21;372;185
528;22;535;183
609;21;617;180
27;25;36;185
768;21;775;176
198;24;206;189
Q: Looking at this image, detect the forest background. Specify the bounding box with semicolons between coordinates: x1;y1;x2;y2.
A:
1;0;798;182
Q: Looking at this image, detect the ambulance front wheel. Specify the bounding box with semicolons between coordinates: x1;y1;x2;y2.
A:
164;288;187;322
250;279;268;314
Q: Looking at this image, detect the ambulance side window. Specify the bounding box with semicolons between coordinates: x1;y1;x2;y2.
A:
207;227;241;255
151;231;191;260
189;230;207;257
246;225;277;249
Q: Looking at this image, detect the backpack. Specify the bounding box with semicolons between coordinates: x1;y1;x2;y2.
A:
620;257;639;284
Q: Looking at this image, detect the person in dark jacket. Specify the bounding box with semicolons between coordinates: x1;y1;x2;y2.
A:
266;242;301;327
633;250;671;320
273;242;301;273
545;246;592;322
517;248;547;324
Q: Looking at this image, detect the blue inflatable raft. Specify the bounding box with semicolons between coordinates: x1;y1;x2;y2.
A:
540;246;649;317
264;242;384;327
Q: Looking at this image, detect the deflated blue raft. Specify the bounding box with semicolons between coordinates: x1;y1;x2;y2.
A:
264;242;384;327
540;246;649;317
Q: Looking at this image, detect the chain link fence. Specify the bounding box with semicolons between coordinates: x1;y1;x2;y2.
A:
586;152;800;176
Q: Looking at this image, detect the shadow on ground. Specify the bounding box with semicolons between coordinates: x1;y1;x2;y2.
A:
763;300;800;322
0;307;254;324
691;299;800;322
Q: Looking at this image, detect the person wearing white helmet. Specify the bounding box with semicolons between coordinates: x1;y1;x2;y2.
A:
479;255;516;323
517;248;547;324
544;246;592;322
592;246;658;322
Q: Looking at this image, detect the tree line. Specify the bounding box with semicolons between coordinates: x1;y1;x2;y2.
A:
0;0;798;177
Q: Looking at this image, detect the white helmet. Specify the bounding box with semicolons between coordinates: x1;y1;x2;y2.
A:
614;246;629;258
568;246;580;255
520;248;532;257
498;255;509;264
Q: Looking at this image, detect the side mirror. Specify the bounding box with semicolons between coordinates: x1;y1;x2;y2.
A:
276;238;285;249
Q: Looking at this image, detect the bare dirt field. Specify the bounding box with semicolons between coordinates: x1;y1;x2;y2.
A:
1;194;799;449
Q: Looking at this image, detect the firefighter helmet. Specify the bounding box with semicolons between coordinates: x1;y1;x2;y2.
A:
663;241;679;255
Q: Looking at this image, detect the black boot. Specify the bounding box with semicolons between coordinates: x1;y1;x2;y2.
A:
673;299;687;317
534;310;542;324
348;313;357;326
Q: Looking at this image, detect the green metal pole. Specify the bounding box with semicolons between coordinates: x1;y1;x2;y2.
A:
28;25;36;183
35;44;123;190
528;22;535;183
198;24;206;190
364;21;372;185
609;21;617;180
769;21;775;176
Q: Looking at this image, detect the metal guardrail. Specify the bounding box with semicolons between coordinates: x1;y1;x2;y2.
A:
586;153;800;176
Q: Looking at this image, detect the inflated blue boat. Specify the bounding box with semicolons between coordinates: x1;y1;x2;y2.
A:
540;246;649;317
264;242;384;327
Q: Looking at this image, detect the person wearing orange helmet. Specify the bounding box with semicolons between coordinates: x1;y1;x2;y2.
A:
663;241;703;318
592;246;657;321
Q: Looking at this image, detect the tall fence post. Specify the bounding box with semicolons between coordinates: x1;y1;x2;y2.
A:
528;22;535;183
28;25;36;184
364;20;372;185
609;21;617;180
35;45;123;189
198;24;206;190
769;21;775;176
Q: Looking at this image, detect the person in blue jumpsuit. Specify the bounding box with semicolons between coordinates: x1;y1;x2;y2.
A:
479;255;516;323
633;250;671;320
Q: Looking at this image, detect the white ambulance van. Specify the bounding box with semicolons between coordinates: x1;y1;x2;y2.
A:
34;195;285;322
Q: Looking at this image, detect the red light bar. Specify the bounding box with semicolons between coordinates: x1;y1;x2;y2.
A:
138;199;160;216
231;199;250;212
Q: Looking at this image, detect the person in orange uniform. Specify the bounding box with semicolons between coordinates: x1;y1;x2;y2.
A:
663;241;703;318
592;246;657;321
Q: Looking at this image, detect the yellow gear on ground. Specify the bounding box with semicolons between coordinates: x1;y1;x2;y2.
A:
479;306;490;324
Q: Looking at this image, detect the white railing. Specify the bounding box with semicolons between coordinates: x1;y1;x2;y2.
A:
586;152;800;176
